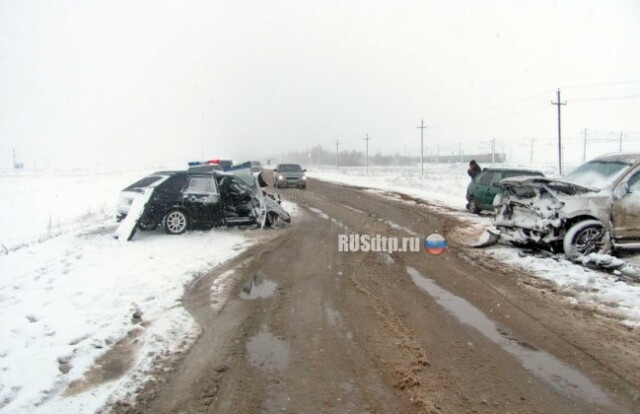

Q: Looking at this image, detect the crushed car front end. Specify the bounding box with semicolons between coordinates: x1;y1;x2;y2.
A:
493;177;609;247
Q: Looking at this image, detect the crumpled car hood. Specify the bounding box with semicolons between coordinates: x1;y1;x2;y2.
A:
500;176;599;193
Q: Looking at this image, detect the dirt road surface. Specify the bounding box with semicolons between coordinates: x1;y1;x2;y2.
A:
120;177;640;414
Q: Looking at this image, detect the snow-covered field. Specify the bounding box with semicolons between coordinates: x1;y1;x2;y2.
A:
0;167;283;413
308;163;640;327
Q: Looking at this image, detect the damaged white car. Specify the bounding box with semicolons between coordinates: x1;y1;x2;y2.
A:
491;153;640;259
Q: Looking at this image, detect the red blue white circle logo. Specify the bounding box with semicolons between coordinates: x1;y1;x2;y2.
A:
424;233;447;255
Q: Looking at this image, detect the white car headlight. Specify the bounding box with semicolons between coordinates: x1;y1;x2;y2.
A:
278;175;284;180
302;175;307;180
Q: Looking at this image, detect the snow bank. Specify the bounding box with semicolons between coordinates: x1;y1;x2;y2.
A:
0;227;252;412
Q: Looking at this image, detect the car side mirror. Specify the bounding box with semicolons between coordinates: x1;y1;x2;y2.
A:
273;169;278;172
303;169;307;172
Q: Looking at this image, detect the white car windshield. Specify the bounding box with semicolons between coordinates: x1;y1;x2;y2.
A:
565;161;630;189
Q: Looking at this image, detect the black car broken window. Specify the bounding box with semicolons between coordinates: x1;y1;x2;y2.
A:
186;176;218;194
160;175;188;194
124;175;164;191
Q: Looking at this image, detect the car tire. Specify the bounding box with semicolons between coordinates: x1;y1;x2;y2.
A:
138;219;157;231
468;197;479;214
563;219;610;260
164;209;189;235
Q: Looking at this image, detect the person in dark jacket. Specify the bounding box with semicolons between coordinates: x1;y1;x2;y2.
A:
467;160;482;180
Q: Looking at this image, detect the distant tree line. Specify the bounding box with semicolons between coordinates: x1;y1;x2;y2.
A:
270;146;416;167
268;145;504;167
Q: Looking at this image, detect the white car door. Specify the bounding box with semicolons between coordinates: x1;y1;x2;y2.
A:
612;168;640;241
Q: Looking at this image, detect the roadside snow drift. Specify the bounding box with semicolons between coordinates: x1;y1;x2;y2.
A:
0;227;252;412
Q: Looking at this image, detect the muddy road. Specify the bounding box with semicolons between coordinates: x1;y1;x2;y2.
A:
124;178;640;414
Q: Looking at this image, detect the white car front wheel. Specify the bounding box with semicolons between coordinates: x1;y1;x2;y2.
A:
563;220;610;260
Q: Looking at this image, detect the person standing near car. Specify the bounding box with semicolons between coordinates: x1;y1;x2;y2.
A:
467;160;482;180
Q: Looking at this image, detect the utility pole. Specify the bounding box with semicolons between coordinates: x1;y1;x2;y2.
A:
364;134;371;175
335;140;340;170
417;120;427;176
436;144;440;164
459;143;463;163
491;138;496;165
619;131;624;152
551;88;567;174
583;129;588;162
528;138;537;164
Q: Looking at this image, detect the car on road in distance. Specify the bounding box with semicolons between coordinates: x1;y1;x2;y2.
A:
466;168;544;213
493;153;640;258
249;161;263;173
116;169;291;236
273;163;307;189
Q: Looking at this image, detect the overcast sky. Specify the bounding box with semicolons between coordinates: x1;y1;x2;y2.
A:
1;0;639;169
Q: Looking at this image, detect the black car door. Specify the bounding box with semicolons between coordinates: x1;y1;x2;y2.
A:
146;175;188;222
182;175;222;225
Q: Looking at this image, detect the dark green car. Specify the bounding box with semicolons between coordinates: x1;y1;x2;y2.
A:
466;168;544;213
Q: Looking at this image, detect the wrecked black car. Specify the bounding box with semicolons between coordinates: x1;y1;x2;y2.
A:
115;167;290;239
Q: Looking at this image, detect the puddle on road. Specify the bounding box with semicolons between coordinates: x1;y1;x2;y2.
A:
325;306;342;328
406;266;612;406
378;218;420;237
246;327;290;373
378;252;395;265
308;207;331;220
240;271;277;300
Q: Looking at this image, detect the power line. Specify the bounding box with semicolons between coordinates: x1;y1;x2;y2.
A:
431;102;548;128
570;93;640;102
562;80;640;90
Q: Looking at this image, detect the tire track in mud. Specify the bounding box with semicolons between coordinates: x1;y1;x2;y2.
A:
295;179;639;412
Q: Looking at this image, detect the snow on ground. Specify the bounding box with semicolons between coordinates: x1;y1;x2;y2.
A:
0;168;162;252
487;246;640;326
309;163;640;326
0;167;294;413
308;164;471;210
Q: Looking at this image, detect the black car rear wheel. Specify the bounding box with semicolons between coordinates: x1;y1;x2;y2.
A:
164;210;188;235
138;218;157;231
